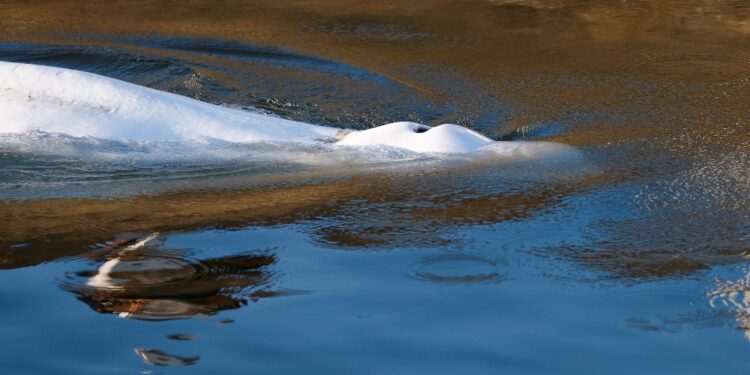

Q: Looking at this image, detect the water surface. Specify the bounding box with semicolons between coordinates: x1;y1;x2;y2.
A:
0;1;749;373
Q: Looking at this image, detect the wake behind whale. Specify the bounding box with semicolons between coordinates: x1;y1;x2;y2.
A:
0;61;578;160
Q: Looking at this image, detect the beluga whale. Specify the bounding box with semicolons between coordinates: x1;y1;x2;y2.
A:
0;61;574;159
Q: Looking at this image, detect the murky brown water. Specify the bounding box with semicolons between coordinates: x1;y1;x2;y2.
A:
1;1;749;373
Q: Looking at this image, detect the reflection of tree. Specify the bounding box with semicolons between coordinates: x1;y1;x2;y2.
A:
59;233;283;320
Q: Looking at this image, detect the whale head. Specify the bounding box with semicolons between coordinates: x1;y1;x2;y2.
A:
335;121;493;154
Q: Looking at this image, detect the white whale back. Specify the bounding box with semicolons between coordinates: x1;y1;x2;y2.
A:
0;61;340;144
0;61;579;157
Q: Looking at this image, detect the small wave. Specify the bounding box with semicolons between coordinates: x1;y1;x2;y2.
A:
410;253;502;284
0;131;589;200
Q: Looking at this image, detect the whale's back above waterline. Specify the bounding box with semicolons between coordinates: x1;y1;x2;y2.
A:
0;61;577;158
0;61;340;144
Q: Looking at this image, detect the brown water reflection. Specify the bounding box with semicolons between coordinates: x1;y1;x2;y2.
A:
3;1;750;72
1;169;600;267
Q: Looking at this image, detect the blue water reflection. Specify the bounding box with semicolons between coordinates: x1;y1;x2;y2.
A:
0;221;747;373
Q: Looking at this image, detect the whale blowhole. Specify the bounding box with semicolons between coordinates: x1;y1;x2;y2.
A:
413;125;431;133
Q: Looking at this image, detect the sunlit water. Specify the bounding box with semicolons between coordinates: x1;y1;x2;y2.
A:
1;1;749;373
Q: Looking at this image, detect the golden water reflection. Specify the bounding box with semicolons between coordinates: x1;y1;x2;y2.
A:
2;169;604;268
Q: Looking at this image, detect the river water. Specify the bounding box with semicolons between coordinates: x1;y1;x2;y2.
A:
0;1;749;373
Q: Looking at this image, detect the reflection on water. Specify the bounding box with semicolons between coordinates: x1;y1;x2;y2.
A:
710;266;750;341
0;167;597;269
60;233;282;320
166;334;199;341
410;254;501;284
135;348;199;367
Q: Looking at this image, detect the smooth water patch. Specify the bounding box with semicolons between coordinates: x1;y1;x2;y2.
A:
2;225;749;374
